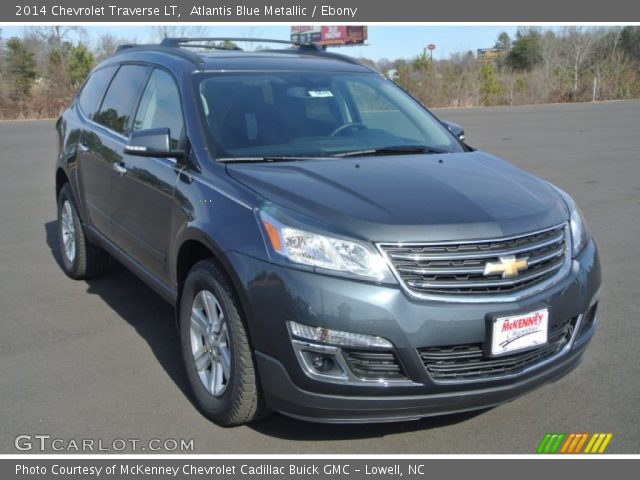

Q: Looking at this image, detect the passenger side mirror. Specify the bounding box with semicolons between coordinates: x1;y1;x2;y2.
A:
124;128;186;159
442;121;465;141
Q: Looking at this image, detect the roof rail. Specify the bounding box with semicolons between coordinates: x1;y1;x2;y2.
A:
113;43;205;64
113;38;362;68
115;44;137;52
160;37;322;51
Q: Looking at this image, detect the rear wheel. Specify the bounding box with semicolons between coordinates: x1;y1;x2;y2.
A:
57;183;109;279
179;259;269;426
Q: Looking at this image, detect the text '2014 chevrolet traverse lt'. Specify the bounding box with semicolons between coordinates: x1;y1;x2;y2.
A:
55;38;601;425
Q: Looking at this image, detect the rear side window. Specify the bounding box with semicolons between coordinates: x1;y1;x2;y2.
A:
94;65;149;135
77;66;117;118
133;69;184;149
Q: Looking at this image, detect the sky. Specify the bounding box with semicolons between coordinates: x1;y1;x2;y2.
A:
0;25;523;61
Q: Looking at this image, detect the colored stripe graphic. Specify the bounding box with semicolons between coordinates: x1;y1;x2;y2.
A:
574;433;589;453
560;433;575;453
584;433;614;454
537;433;552;453
538;433;613;454
537;433;565;453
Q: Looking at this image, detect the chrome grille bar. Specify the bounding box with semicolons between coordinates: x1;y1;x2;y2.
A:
406;258;564;290
386;230;565;261
377;223;571;301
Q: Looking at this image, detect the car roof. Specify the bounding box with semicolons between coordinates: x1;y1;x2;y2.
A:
100;42;374;75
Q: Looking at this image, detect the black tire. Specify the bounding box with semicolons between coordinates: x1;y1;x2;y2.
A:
57;183;109;279
179;259;269;426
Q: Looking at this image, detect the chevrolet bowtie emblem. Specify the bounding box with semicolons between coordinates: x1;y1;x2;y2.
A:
483;255;529;278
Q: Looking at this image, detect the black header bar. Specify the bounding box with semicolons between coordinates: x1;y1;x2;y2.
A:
3;0;640;22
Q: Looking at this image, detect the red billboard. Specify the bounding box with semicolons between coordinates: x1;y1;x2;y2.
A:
291;26;368;46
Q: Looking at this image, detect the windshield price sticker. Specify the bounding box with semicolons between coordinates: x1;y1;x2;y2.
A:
308;90;334;97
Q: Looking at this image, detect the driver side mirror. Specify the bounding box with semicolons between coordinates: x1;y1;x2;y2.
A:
124;128;186;159
442;121;465;141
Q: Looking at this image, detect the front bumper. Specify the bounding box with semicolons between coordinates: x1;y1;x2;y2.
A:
227;239;601;422
255;337;588;423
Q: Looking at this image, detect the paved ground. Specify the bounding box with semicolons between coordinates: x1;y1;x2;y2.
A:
1;101;639;454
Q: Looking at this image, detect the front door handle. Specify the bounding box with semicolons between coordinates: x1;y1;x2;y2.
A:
78;142;89;153
113;163;127;175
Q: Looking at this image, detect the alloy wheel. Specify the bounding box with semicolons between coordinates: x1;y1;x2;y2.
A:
190;290;231;397
60;200;76;263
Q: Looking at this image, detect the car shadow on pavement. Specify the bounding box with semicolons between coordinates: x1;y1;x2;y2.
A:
249;409;490;441
44;220;196;407
45;220;491;440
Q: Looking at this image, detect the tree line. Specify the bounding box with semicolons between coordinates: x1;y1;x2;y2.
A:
369;27;640;108
0;26;639;119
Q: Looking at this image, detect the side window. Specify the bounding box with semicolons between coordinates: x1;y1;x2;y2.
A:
94;65;149;135
133;69;184;149
77;66;117;118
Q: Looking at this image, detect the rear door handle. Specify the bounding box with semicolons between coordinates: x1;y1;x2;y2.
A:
113;163;127;175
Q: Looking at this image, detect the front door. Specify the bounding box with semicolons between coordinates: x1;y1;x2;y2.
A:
110;68;186;283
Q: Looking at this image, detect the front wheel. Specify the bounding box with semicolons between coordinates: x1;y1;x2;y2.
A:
179;259;269;426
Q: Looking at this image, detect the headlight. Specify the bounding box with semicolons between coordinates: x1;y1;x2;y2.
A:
553;186;590;257
260;212;395;283
570;206;589;257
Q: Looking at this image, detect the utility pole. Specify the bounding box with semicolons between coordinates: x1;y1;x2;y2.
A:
592;76;598;102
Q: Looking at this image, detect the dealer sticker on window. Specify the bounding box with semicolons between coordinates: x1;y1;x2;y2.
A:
307;90;334;98
491;308;549;356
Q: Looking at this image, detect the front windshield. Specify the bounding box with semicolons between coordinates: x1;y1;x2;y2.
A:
195;71;464;159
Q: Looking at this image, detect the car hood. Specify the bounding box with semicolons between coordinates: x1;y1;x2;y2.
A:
226;151;569;242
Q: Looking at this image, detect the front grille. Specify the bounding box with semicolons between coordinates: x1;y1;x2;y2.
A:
418;317;577;382
379;224;568;297
342;349;407;380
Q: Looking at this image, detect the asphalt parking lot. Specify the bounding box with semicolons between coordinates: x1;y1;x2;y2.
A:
1;100;639;454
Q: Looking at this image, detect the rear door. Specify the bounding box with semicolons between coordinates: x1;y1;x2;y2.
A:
77;64;150;243
75;65;118;236
110;68;185;283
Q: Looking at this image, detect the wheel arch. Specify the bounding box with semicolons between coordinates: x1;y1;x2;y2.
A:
174;229;255;337
56;167;70;199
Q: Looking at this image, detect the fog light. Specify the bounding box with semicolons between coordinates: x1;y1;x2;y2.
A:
288;321;393;348
311;354;326;369
300;350;344;377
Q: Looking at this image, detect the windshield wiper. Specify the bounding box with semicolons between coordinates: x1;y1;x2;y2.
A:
217;156;322;163
333;145;446;158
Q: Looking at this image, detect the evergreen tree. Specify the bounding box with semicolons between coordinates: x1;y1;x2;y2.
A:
4;37;37;101
506;28;543;70
479;63;502;104
68;43;94;86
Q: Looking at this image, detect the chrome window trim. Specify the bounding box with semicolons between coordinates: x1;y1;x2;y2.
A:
376;223;572;304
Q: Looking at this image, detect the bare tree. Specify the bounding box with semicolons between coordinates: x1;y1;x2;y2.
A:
151;26;210;42
25;26;86;48
94;33;126;63
540;30;559;80
562;27;600;101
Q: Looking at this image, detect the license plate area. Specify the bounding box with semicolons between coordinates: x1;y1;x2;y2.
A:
490;308;549;357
